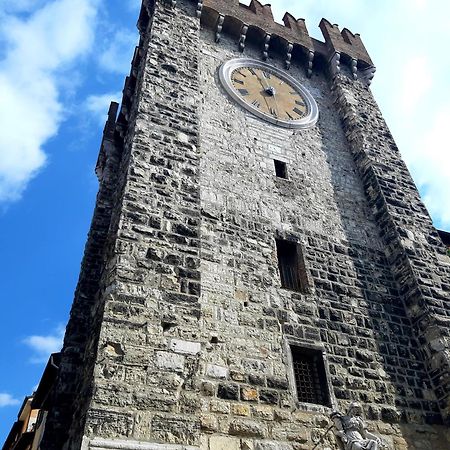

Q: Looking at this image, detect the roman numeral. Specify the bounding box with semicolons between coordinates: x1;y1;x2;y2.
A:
286;111;294;120
269;107;277;116
263;71;271;79
295;100;306;107
251;99;261;108
238;89;249;96
233;79;244;85
293;107;305;116
236;70;246;78
248;68;257;76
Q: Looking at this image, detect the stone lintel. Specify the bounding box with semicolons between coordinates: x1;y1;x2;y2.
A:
83;438;199;450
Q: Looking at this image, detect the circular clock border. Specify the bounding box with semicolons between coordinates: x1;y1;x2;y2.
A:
219;58;319;129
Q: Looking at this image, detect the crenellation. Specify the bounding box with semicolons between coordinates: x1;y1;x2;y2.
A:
247;0;273;20
197;0;373;81
319;19;373;67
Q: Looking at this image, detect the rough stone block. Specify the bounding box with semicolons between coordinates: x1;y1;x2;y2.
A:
229;419;266;438
241;387;258;402
217;383;239;401
170;339;201;355
232;404;250;416
200;414;218;433
155;351;185;372
206;364;229;379
210;400;230;414
209;436;240;450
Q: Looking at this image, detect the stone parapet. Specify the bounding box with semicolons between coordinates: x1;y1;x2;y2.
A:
195;0;374;79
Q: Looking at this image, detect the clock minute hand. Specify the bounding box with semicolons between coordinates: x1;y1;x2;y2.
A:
254;69;271;92
260;72;271;90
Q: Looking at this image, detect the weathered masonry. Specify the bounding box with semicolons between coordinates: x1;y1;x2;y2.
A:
36;0;450;449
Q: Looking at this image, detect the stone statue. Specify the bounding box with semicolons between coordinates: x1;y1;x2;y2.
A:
330;402;388;450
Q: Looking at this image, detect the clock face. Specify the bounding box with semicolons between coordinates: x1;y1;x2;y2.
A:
219;58;318;129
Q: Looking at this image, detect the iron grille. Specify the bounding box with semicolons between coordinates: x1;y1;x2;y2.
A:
279;263;302;292
291;347;329;406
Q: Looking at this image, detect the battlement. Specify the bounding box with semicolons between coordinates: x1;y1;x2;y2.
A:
195;0;374;79
319;19;373;66
246;0;273;20
201;0;313;54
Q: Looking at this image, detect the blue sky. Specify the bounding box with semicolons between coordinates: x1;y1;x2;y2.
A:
0;0;449;442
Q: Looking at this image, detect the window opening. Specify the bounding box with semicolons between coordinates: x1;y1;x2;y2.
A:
274;159;288;179
291;346;329;406
276;239;307;292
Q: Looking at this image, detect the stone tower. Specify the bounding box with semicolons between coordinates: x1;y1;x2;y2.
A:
39;1;450;449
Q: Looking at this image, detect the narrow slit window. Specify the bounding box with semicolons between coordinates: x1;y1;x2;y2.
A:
274;159;288;179
291;346;330;406
276;239;307;292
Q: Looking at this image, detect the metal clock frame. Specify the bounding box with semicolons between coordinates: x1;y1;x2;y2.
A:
219;58;319;129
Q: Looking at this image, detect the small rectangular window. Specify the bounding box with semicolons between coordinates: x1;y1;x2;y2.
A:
276;239;307;292
291;346;330;406
274;159;288;179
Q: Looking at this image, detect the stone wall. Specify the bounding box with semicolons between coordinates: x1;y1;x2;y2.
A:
330;74;450;425
42;1;450;449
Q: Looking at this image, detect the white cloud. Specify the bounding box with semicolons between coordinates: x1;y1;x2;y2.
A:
99;29;138;74
0;393;20;408
408;107;450;228
0;0;99;203
398;56;432;115
85;91;122;125
23;325;64;364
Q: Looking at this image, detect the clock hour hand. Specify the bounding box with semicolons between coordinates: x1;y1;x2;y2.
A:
257;71;280;117
271;93;280;118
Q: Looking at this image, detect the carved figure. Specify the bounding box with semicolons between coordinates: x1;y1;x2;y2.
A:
331;403;388;450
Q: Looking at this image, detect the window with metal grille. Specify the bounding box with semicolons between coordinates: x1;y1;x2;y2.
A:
276;239;307;292
291;346;330;406
274;159;288;179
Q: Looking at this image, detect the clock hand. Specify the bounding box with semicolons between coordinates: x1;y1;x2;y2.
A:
271;92;280;118
260;72;271;90
258;71;280;117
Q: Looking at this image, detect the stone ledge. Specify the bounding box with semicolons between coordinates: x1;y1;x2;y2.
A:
83;438;199;450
